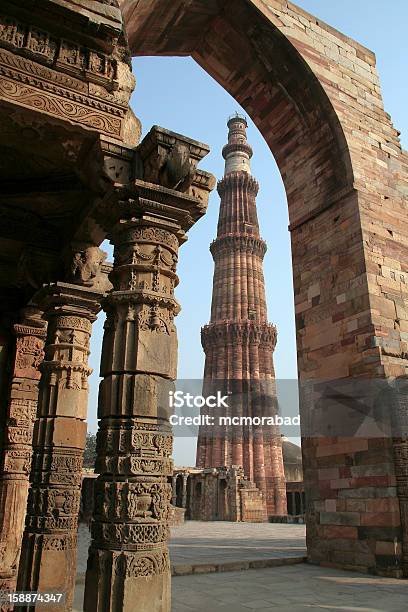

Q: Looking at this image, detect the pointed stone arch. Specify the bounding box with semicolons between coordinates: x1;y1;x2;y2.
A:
120;0;408;582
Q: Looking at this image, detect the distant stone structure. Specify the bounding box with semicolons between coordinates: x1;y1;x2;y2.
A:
196;116;287;518
81;438;305;527
170;438;304;523
172;466;267;522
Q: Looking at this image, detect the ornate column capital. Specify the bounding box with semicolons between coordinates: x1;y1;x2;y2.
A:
98;125;216;232
137;124;211;192
34;281;104;321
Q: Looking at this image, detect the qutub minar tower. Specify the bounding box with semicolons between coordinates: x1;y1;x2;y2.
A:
196;115;287;516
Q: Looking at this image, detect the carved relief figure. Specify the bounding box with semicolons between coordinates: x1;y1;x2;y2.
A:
15;336;44;374
159;144;196;191
0;19;16;44
89;53;105;75
28;29;48;55
69;246;107;286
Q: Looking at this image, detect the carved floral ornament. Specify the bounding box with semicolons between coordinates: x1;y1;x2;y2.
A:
137;304;175;335
28;512;78;532
130;457;173;476
92;522;169;547
94;481;171;523
102;299;177;335
55;315;92;332
89;548;171;581
99;427;172;454
131;431;173;456
3;449;32;474
9;398;37;425
30;481;81;513
0;75;123;136
114;226;180;254
106;550;170;579
41;533;78;552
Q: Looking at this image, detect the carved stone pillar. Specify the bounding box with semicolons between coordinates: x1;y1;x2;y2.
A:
171;475;177;507
0;324;11;454
181;474;188;509
17;251;106;611
84;126;214;612
0;309;46;598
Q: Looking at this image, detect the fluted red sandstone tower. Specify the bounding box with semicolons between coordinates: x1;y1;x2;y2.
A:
196;115;287;516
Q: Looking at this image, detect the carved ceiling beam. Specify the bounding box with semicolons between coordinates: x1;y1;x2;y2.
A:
2;0;124;52
0;1;137;143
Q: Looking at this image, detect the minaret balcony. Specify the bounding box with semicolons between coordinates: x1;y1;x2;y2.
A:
217;172;259;196
222;141;253;160
209;234;267;259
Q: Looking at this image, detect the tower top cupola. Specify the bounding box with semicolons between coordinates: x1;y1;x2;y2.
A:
222;113;253;176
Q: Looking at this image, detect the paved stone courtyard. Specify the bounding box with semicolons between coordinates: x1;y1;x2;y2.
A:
74;562;408;611
74;524;408;611
76;522;307;575
171;564;408;612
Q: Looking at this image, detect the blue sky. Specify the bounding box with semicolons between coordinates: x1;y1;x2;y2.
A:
87;1;408;465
